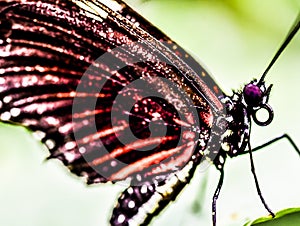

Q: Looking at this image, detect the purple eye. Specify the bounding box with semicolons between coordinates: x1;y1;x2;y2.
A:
243;83;262;107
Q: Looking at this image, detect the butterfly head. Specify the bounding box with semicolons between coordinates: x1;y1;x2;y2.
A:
243;79;274;126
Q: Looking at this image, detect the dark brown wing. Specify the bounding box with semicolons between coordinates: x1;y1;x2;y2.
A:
115;0;224;100
0;1;217;183
0;0;220;186
0;1;228;225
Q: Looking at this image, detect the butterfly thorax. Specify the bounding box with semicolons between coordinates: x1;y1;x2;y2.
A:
212;80;273;169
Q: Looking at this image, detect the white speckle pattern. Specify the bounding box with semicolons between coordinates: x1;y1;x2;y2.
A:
131;207;147;225
140;185;148;194
141;193;161;215
176;161;192;182
35;65;45;72
117;214;125;224
221;142;230;152
79;147;86;154
1;111;11;121
136;174;142;181
45;139;55;150
100;0;122;11
219;156;225;164
127;187;134;194
128;219;138;226
65;141;76;150
3;96;12;103
58;123;73;134
10;108;21;117
65;152;76;162
45;116;59;126
73;0;107;20
37;104;48;114
33;130;46;140
110;160;117;167
128;200;135;209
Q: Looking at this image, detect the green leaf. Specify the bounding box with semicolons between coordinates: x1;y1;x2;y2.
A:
244;208;300;226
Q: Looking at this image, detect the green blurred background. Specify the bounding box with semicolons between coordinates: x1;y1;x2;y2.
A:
0;0;300;226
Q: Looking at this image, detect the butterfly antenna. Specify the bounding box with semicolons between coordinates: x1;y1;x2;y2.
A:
259;11;300;84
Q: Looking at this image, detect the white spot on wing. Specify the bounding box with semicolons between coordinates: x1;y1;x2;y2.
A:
65;141;76;150
35;65;45;72
131;207;147;225
219;156;225;164
1;111;11;120
136;174;142;182
3;96;12;103
79;147;86;154
110;160;117;167
141;193;161;214
58;123;73;134
128;219;138;226
10;108;21;117
72;0;107;21
65;152;76;162
100;0;123;11
176;161;193;182
45;139;55;150
128;200;135;209
117;214;125;224
33;130;46;140
127;187;133;194
45;116;60;126
140;185;147;194
221;143;230;152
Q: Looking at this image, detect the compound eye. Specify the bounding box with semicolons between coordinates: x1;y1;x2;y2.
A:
243;83;262;107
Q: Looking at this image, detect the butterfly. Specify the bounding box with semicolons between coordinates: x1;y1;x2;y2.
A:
0;1;299;226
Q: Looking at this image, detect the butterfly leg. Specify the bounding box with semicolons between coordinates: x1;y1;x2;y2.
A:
247;141;275;217
243;133;300;157
243;133;299;218
212;169;224;226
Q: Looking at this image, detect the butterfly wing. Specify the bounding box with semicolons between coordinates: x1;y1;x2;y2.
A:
0;0;223;184
110;155;205;226
114;0;223;100
0;1;226;225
